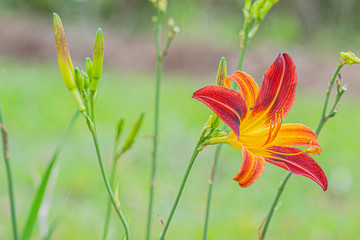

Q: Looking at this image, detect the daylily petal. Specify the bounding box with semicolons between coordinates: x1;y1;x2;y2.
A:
193;86;247;137
224;71;259;109
270;123;322;154
233;147;266;187
253;53;297;122
264;146;327;191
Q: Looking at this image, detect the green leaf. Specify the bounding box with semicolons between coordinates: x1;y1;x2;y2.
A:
21;112;79;240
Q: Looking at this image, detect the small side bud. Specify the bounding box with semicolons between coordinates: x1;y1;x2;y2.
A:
158;0;167;12
91;28;104;91
115;118;125;143
121;113;144;153
216;57;227;87
114;183;121;210
86;57;93;82
83;74;90;90
53;13;76;91
340;51;360;65
258;0;279;21
74;67;84;90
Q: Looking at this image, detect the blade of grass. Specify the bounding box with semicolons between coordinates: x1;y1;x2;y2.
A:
21;111;79;240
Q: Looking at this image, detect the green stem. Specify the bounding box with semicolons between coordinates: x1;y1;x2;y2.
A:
260;63;344;240
237;20;251;71
260;172;292;239
202;145;222;240
316;64;343;134
202;19;250;240
91;130;130;239
146;7;163;240
159;139;202;240
103;146;122;240
22;111;79;240
0;94;19;240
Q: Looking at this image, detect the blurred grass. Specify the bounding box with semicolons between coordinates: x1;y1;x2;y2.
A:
0;57;360;240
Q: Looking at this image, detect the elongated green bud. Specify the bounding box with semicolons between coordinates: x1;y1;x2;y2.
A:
121;113;144;153
216;57;227;87
53;13;76;91
91;28;104;91
115;118;125;143
86;57;93;82
74;67;84;90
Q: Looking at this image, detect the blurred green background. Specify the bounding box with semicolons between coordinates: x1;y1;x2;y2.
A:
0;0;360;239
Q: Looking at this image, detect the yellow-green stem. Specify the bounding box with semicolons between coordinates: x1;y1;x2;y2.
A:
159;139;202;240
91;130;130;239
0;94;19;240
146;7;163;240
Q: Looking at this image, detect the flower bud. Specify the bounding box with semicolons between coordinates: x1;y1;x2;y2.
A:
74;67;84;90
216;57;227;87
115;118;125;143
86;57;93;82
340;51;360;65
121;113;144;153
158;0;167;12
91;28;104;91
53;13;76;91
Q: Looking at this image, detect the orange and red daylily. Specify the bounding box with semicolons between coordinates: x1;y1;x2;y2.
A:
193;53;327;190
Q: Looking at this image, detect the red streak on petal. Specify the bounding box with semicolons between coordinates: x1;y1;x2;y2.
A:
265;146;327;191
193;86;247;137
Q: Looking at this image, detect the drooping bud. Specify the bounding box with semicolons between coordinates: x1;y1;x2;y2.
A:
121;113;144;153
91;28;104;91
74;67;84;90
216;57;227;87
340;51;360;65
53;13;76;91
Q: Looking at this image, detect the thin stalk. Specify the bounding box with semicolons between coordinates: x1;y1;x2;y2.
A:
237;21;251;71
260;63;344;240
103;147;122;240
202;145;222;240
260;172;292;239
202;20;251;239
91;131;130;239
159;139;202;240
22;111;79;240
146;7;163;240
0;95;19;240
316;64;343;133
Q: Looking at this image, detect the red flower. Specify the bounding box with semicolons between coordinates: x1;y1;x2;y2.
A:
193;54;327;190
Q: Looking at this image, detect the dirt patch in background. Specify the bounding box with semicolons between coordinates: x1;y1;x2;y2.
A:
1;13;359;96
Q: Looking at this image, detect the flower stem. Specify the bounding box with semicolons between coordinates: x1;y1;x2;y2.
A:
146;7;163;240
316;64;343;134
202;145;222;240
91;130;130;240
260;172;292;239
159;139;202;240
202;18;251;240
260;62;345;240
103;141;123;240
237;20;251;71
0;94;19;240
